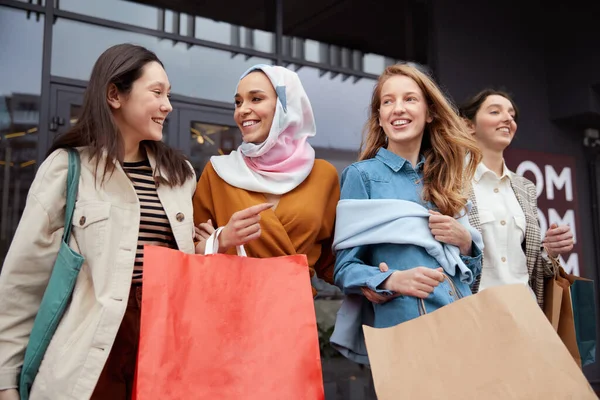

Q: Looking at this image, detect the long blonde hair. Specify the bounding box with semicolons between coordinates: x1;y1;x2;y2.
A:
360;64;481;217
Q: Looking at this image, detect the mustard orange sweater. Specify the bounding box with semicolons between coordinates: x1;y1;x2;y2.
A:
193;159;340;295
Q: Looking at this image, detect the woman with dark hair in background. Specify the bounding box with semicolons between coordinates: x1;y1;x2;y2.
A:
459;89;574;308
0;43;197;399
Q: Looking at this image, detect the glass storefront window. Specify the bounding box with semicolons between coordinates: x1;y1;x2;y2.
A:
187;122;242;177
304;39;320;63
14;0;45;4
296;65;375;152
69;104;81;126
194;15;232;45
298;39;388;76
194;17;274;52
253;29;274;54
364;54;387;75
51;18;274;103
58;0;160;30
0;6;44;264
56;0;275;53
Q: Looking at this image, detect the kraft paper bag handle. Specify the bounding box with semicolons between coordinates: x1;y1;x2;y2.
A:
205;226;248;257
542;245;564;332
544;245;563;279
418;273;461;315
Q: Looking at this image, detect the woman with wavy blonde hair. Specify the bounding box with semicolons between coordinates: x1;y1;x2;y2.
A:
359;64;480;216
330;64;484;361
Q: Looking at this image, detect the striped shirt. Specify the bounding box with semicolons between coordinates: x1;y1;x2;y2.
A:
123;159;176;284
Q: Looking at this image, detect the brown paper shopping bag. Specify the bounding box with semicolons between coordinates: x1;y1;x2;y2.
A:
555;271;582;367
363;285;596;400
543;250;583;366
543;267;563;331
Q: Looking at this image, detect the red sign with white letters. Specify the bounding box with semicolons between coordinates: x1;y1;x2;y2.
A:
504;148;582;276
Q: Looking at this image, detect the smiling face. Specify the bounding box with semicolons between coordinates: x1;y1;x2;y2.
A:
468;94;517;152
108;61;172;143
378;74;433;153
233;71;277;144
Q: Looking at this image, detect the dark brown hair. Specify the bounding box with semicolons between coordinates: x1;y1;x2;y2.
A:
48;43;193;187
360;64;481;217
459;88;519;123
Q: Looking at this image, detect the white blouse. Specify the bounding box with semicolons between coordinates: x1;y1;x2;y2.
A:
473;162;532;295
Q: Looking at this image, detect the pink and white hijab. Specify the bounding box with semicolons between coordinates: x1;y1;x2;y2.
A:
210;65;316;195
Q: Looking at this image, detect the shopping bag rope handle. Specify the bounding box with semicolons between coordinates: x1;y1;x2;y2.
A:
418;273;461;316
543;245;562;279
205;227;248;257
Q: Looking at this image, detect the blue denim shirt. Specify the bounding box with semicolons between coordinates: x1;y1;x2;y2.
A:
333;148;482;328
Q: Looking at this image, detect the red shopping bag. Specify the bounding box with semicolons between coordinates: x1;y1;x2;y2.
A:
136;240;324;400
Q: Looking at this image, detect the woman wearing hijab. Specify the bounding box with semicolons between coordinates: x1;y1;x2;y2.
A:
193;64;340;296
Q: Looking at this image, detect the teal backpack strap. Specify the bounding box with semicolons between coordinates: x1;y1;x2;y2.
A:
62;148;81;243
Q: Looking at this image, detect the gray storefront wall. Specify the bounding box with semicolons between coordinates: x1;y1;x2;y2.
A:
1;0;599;396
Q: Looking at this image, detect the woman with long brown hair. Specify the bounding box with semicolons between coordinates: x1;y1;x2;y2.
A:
331;64;483;352
0;44;197;399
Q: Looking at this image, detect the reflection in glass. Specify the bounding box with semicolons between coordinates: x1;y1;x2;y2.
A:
163;10;176;33
195;16;232;45
296;65;375;151
193;14;274;52
69;104;82;126
253;29;274;53
51;19;274;103
299;39;387;76
188;122;241;177
304;40;320;63
0;7;43;264
58;0;159;30
364;53;387;75
56;0;275;53
14;0;45;4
